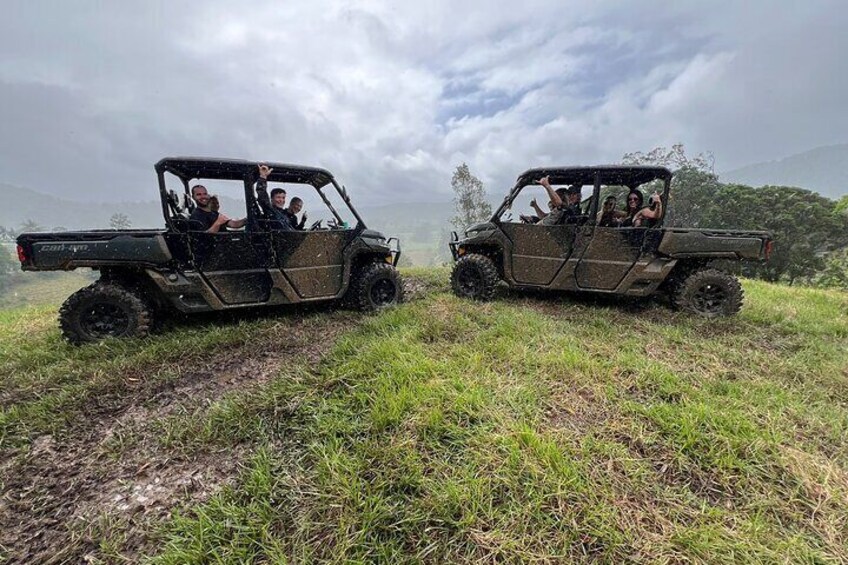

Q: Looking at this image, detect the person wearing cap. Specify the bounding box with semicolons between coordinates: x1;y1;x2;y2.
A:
535;176;583;225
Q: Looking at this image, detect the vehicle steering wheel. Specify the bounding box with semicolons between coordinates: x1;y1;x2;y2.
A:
309;219;323;231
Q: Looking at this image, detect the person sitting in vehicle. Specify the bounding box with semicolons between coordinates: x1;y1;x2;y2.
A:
519;192;560;223
620;189;663;227
597;195;625;227
535;176;583;225
285;197;308;230
254;164;295;230
634;190;663;227
189;185;246;233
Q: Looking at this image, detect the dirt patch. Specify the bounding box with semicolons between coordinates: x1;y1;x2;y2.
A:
544;386;612;435
0;309;362;564
402;275;446;301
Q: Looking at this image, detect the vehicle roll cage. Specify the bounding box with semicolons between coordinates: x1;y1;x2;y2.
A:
494;165;673;227
154;157;366;231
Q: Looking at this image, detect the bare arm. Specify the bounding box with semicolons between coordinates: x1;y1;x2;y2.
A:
530;198;549;219
638;192;663;220
206;214;230;233
536;176;563;208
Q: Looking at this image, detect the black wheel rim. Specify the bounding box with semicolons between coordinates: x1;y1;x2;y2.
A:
370;278;397;306
457;266;483;296
80;302;131;339
692;283;727;314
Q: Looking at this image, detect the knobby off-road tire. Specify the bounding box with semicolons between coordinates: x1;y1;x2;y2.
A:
351;262;404;312
451;253;499;301
59;282;154;345
673;268;743;318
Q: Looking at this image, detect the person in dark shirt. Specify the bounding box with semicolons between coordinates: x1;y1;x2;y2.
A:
284;197;308;230
189;185;246;232
620;189;663;228
255;164;296;230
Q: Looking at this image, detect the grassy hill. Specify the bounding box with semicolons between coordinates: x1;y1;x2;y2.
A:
1;271;846;563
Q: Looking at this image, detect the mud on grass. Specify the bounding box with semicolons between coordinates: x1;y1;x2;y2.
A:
0;302;362;564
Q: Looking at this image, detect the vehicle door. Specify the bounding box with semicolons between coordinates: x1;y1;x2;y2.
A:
574;227;649;290
187;181;273;305
574;184;649;290
267;184;358;299
499;185;593;286
271;229;357;298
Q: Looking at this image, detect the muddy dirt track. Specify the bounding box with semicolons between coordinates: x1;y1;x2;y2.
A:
0;275;454;563
0;299;385;563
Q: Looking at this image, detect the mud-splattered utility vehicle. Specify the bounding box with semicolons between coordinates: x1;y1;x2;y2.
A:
17;157;402;344
449;166;772;317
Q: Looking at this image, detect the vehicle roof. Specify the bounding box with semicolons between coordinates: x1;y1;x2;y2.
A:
155;157;335;187
516;165;672;187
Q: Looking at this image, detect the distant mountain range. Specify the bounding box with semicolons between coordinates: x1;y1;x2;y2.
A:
721;144;848;198
0;184;164;230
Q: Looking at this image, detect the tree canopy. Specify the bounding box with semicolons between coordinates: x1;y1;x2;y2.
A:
625;145;848;285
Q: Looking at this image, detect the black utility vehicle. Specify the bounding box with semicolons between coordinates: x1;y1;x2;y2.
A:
17;157;402;344
449;166;772;317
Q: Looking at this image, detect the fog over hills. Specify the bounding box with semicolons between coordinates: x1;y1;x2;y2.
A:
0;184;453;232
5;141;848;233
721;144;848;198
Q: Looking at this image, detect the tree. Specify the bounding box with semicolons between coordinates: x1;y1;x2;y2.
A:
450;163;492;231
622;144;721;228
623;144;848;285
697;184;847;284
622;143;715;174
110;213;132;230
812;248;848;290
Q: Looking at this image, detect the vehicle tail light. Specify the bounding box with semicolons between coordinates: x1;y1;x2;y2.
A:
16;244;27;264
764;240;773;260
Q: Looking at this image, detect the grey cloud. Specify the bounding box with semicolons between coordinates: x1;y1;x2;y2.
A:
1;0;847;209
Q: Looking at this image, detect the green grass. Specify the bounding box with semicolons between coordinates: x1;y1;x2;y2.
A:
0;302;348;450
144;276;848;563
0;271;94;308
1;272;845;562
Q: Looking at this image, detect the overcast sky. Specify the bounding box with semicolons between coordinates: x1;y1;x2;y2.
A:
1;0;846;205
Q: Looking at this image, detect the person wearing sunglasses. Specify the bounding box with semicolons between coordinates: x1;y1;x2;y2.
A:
620;189;662;228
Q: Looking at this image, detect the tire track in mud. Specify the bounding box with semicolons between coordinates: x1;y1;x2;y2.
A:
0;308;361;564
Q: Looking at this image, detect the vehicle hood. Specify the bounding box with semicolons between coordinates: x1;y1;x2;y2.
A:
465;222;497;236
361;228;387;241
